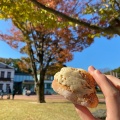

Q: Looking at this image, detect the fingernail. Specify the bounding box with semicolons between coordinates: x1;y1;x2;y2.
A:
89;66;95;72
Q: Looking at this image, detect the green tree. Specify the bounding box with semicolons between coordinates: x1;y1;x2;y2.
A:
0;57;32;73
113;67;120;73
0;58;20;71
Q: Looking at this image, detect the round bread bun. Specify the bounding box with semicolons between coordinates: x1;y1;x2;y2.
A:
52;67;98;108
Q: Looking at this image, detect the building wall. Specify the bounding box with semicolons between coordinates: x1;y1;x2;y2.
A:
37;75;55;94
0;68;14;92
14;73;34;94
0;81;12;93
14;74;55;95
0;68;14;79
14;74;33;82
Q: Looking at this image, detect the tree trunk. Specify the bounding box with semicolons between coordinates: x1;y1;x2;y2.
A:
36;70;46;103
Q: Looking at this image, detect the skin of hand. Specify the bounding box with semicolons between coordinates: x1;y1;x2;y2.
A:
74;66;120;120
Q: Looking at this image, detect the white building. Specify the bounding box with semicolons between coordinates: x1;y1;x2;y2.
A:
0;62;14;92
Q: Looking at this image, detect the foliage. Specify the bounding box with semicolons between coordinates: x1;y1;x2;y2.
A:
0;57;20;71
17;57;32;74
0;57;32;73
46;63;67;75
0;0;120;39
0;0;98;44
0;0;68;29
103;67;120;79
30;0;120;37
112;67;120;73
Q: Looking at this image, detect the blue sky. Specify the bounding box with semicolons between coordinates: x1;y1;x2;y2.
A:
66;37;120;71
0;20;120;71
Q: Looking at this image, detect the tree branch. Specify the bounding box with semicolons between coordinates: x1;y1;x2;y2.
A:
30;0;120;35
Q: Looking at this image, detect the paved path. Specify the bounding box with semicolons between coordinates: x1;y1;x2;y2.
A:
1;95;67;100
1;95;105;103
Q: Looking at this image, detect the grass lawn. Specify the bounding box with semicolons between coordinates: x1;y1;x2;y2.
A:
97;92;105;99
0;94;106;120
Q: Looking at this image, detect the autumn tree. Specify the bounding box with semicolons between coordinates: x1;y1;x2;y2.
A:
0;0;100;102
17;57;32;74
30;0;120;37
0;21;89;102
46;63;67;76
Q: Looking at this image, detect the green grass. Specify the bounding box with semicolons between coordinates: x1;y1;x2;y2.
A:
97;92;105;99
0;94;106;120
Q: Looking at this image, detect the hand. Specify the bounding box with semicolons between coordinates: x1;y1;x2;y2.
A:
74;66;120;120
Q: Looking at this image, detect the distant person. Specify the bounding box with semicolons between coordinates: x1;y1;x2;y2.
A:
23;87;27;95
12;88;16;100
1;89;4;99
25;87;27;95
7;86;11;99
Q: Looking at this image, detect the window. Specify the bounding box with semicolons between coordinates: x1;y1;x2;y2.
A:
0;84;3;90
44;84;47;89
51;76;54;81
47;83;51;89
7;72;11;78
1;71;5;78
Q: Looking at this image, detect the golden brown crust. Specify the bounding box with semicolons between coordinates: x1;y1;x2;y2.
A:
52;67;99;108
79;70;96;88
82;93;98;108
